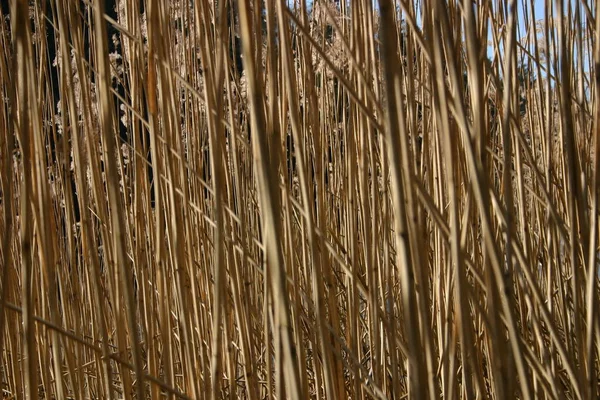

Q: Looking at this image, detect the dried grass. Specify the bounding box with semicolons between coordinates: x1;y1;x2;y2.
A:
0;0;599;398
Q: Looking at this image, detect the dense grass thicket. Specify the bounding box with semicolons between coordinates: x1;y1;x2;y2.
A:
1;0;599;398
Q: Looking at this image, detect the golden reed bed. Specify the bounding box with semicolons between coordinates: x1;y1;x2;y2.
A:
0;0;599;398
